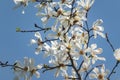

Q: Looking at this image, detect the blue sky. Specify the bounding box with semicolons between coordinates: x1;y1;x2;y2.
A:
0;0;120;80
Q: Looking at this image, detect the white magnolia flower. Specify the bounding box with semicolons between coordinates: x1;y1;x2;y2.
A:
89;64;108;80
114;48;120;61
80;57;91;72
87;44;105;64
49;51;69;77
14;57;30;80
28;58;42;79
14;57;42;80
92;19;105;38
48;25;66;40
77;0;95;10
30;32;44;55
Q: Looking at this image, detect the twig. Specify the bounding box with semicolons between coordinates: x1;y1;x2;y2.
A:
105;33;115;52
107;61;120;80
77;60;84;71
0;61;23;70
67;52;82;80
42;64;72;73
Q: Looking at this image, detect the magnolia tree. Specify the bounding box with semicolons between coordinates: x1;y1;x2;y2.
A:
0;0;120;80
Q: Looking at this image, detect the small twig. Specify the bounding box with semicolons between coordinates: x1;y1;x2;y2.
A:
0;61;23;70
68;77;79;80
67;52;82;80
77;60;84;71
105;33;115;52
44;38;58;43
20;30;45;32
107;61;120;80
42;64;72;73
34;23;43;29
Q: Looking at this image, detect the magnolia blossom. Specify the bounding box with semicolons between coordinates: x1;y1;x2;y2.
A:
80;57;91;73
48;25;66;40
14;58;29;80
28;58;42;79
77;0;95;10
86;44;105;64
14;57;42;80
89;64;108;80
92;19;105;38
49;50;69;77
114;48;120;61
30;32;44;55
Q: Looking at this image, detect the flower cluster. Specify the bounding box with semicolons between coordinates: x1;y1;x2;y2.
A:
12;0;120;80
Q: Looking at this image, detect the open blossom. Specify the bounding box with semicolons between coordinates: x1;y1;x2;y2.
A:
14;57;42;80
28;58;42;79
114;48;120;61
89;64;109;80
92;19;105;38
77;0;95;11
30;32;44;55
49;50;69;77
14;57;29;80
86;44;105;64
80;57;91;73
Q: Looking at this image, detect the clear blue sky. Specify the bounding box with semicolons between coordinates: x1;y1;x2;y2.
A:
0;0;120;80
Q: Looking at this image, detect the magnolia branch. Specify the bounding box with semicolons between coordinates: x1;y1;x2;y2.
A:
107;61;120;80
0;61;23;70
67;51;82;80
16;24;51;33
105;33;115;52
42;64;72;73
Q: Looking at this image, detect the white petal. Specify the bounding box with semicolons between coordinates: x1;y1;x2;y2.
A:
91;44;97;49
24;57;29;66
22;10;25;14
29;58;34;66
92;59;96;64
96;31;105;38
101;64;105;73
41;17;48;23
93;67;99;74
35;71;40;78
30;39;37;44
55;69;60;77
35;32;41;39
89;73;97;79
14;0;22;4
97;57;106;61
37;64;42;69
114;48;120;61
89;0;95;7
94;19;103;26
97;26;104;31
94;48;103;54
